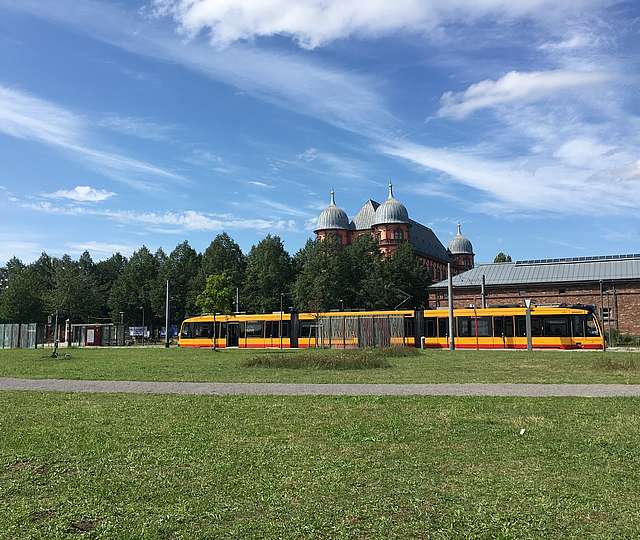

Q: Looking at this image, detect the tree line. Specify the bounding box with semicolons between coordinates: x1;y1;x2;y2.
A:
0;233;432;327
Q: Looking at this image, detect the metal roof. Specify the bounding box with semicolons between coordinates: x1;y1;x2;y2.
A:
351;199;379;230
448;223;474;255
409;220;451;262
372;182;410;225
431;254;640;289
314;191;351;231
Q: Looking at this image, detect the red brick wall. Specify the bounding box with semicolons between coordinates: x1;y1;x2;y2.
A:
429;281;640;335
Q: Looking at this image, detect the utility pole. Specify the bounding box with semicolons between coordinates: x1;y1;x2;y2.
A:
447;262;455;351
280;292;284;350
164;280;170;349
524;298;533;351
235;287;240;313
481;275;487;309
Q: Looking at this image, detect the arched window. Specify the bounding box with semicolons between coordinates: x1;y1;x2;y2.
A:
393;228;404;240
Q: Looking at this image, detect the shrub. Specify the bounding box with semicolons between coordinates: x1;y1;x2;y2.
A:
241;348;404;370
593;355;639;372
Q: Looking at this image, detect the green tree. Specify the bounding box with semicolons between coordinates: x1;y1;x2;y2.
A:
108;247;160;327
0;263;46;323
196;273;234;314
95;253;127;318
156;240;201;323
45;255;100;322
200;233;246;289
494;252;512;263
242;235;292;312
292;235;350;312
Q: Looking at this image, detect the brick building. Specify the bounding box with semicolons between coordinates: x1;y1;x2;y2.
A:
314;183;474;281
430;254;640;335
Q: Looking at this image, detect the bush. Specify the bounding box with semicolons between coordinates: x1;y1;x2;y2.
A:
607;331;640;347
240;348;410;370
593;355;639;372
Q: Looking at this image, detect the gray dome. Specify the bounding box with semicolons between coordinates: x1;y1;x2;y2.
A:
352;199;379;230
448;223;474;254
372;182;409;225
314;191;350;231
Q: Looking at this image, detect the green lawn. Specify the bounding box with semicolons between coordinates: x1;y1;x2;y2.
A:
1;392;639;539
0;347;639;384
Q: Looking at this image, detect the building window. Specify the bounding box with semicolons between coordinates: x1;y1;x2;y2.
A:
602;307;612;323
394;228;404;240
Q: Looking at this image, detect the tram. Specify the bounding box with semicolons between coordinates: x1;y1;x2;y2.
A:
178;304;604;350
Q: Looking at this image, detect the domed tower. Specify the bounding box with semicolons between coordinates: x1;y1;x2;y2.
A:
448;223;474;272
314;190;352;245
372;182;410;256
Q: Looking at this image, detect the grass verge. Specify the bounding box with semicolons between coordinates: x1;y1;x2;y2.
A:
240;348;416;369
1;392;639;539
0;347;639;384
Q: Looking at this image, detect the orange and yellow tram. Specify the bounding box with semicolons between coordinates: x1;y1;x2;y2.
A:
178;305;604;350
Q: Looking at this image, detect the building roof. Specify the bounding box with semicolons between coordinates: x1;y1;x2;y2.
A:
409;220;451;262
351;199;380;230
372;182;410;225
315;191;351;232
431;254;640;289
448;223;474;255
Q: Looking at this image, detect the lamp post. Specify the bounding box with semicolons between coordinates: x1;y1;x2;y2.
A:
279;292;284;350
139;306;145;347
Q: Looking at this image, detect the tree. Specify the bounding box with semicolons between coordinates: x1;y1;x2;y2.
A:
0;264;46;323
200;233;246;289
108;247;160;327
95;253;127;318
242;235;292;312
45;255;100;322
156;241;200;323
293;235;351;312
494;252;512;263
196;273;234;315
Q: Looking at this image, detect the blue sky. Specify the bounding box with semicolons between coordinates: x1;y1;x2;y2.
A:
1;0;639;264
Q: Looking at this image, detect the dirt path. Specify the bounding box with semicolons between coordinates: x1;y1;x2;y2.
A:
1;377;640;397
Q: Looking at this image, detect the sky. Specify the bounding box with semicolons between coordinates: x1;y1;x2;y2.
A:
0;0;639;265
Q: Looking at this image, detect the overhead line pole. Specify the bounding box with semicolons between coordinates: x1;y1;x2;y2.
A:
164;280;170;349
447;263;455;351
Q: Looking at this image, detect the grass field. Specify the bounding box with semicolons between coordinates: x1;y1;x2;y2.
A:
0;347;639;384
1;391;639;539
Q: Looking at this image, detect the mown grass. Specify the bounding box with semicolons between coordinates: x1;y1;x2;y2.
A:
0;347;639;384
1;392;639;539
241;348;419;370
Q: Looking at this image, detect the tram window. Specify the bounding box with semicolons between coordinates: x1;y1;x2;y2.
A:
457;317;472;337
571;315;585;337
494;317;514;337
425;319;437;338
515;316;544;337
438;318;449;337
586;317;599;337
193;323;213;338
475;317;492;337
181;322;193;338
217;323;226;338
246;321;264;338
238;323;246;339
543;317;570;337
300;321;317;338
404;317;415;337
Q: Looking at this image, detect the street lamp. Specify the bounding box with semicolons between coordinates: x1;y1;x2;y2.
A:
139;306;145;347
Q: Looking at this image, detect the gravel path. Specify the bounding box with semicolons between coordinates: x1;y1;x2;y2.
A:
1;377;640;397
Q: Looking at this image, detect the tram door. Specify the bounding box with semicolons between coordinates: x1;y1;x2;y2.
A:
227;323;240;347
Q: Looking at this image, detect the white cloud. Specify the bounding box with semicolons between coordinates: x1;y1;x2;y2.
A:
67;241;136;255
20;200;296;233
539;33;594;51
98;115;176;141
151;0;605;49
553;138;616;168
438;70;609;119
0;85;184;190
42;185;116;202
247;181;274;188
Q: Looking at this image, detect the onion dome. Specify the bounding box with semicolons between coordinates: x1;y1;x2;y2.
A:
372;182;409;225
314;190;350;232
448;223;474;254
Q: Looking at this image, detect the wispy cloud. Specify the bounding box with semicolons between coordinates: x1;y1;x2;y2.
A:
42;185;115;203
67;241;136;256
151;0;607;49
20;200;297;233
98;114;176;141
0;84;184;190
437;70;609;119
247;181;274;189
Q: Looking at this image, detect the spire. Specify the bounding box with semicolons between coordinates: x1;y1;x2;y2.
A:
329;189;336;206
457;222;462;235
388;180;394;199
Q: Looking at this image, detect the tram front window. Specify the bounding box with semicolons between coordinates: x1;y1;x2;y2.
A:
586;316;600;337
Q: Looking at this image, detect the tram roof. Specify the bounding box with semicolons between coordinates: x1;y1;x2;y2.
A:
431;254;640;289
